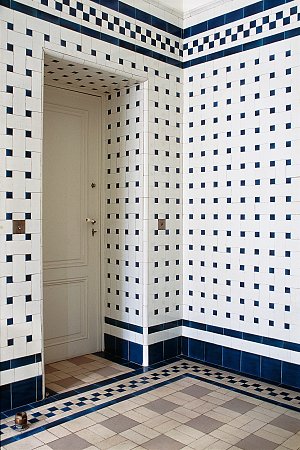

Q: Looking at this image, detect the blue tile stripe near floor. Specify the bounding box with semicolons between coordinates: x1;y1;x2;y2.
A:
1;358;300;447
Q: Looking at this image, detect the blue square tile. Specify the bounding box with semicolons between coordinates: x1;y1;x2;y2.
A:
129;341;143;365
115;337;128;360
241;352;261;377
205;342;222;365
261;357;281;383
282;361;300;389
189;338;205;361
0;384;11;412
164;337;180;360
104;333;116;355
223;347;241;371
181;336;188;356
11;377;37;409
149;341;163;365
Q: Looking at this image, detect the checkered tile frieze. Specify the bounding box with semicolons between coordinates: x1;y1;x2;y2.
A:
184;3;299;59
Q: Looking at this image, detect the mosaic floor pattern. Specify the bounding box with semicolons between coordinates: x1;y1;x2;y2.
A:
1;358;300;449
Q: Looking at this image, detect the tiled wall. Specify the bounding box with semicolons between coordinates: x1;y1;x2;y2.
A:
0;0;300;411
182;0;300;388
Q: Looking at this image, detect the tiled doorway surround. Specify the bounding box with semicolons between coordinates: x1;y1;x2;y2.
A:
1;358;300;449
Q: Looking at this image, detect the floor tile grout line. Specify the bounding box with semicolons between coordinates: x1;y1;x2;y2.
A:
0;375;187;446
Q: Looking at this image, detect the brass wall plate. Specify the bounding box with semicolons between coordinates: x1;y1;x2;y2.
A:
13;220;26;234
158;218;166;230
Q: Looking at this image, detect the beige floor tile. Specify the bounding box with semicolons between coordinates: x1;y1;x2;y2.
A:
47;425;72;438
165;410;191;423
254;429;286;445
264;424;294;439
86;424;116;439
165;428;195;445
154;419;181;433
204;410;232;424
93;435;127;450
110;400;138;414
123;410;149;424
188;435;219;449
3;436;44;450
131;424;160;439
175;424;205;440
218;424;249;440
142;415;170;429
210;428;241;445
240;418;266;433
76;428;105;445
62;416;96;432
280;434;300;450
120;429;150;445
36;430;59;444
106;440;138;450
205;440;232;450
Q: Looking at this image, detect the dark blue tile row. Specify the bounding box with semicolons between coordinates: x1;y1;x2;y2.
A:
90;0;182;37
104;333;143;365
0;353;41;372
148;319;182;334
184;0;293;38
106;317;300;353
0;375;43;413
184;27;300;68
148;337;181;365
182;320;300;352
0;0;182;68
182;337;300;389
105;316;143;334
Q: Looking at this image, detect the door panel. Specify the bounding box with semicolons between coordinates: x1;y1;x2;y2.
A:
43;86;100;364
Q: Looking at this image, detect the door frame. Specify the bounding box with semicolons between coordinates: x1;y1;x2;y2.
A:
41;79;105;388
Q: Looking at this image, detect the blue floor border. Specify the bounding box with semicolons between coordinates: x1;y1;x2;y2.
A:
1;357;300;447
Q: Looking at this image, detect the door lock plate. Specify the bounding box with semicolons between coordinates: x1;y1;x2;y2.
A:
13;220;26;234
158;219;166;230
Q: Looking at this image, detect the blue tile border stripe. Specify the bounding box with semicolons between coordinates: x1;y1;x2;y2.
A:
183;28;300;68
0;0;182;68
0;353;41;372
183;0;294;38
1;0;299;70
106;317;300;353
105;316;143;334
1;364;300;447
91;0;182;37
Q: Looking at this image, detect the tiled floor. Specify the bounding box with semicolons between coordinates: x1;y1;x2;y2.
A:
45;354;132;394
1;358;300;450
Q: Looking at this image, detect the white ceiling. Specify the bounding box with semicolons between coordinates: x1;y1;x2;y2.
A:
157;0;220;12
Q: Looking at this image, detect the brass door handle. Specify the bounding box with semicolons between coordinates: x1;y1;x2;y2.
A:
86;218;96;224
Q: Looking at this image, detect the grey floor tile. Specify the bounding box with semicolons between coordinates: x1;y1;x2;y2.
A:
144;398;178;414
221;398;256;414
185;415;223;433
180;384;212;398
236;434;279;450
269;414;300;433
95;366;120;377
57;377;81;388
101;414;140;433
68;356;92;365
142;434;185;450
48;434;90;450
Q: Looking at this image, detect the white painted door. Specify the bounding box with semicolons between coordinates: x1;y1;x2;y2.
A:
43;86;101;364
